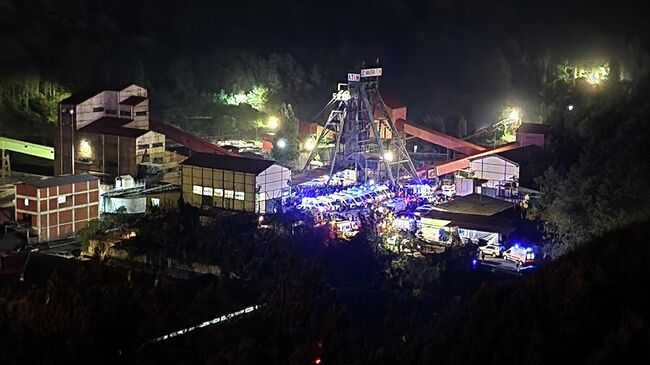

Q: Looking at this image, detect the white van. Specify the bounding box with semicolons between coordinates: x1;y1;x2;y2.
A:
502;245;535;265
383;198;407;213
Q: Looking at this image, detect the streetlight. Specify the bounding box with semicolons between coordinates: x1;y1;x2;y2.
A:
508;109;520;122
268;116;279;130
567;104;574;111
276;138;287;149
383;151;394;162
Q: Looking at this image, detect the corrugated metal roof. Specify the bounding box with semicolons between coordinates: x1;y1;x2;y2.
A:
181;153;274;174
21;173;99;188
78;117;147;138
119;95;147;106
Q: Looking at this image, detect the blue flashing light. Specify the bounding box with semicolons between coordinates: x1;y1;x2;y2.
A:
525;247;533;252
471;259;478;266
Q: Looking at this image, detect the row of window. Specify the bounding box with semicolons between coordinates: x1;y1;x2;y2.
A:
137;142;164;150
192;185;246;201
24;195;67;207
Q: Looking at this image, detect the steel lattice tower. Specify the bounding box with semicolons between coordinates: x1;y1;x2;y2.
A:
302;68;420;185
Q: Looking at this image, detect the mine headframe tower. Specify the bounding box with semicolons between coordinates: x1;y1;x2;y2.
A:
302;67;420;185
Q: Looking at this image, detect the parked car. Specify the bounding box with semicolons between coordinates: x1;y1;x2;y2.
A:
478;243;504;258
413;204;434;216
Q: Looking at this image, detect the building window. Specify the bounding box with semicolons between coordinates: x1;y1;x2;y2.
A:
78;139;93;159
192;185;202;195
24;198;29;206
57;196;67;204
202;187;213;196
151;198;160;207
93;107;105;112
213;189;224;197
235;191;245;201
106;109;117;115
120;110;130;117
137;144;150;150
135;111;148;116
224;190;234;199
152;142;163;148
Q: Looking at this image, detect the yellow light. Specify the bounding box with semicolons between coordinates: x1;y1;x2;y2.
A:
304;138;316;151
383;151;394;162
508;110;520;122
268;116;279;130
79;139;93;159
587;71;600;85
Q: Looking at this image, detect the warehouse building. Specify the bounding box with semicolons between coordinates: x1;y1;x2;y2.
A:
181;153;291;213
468;144;551;197
14;174;100;242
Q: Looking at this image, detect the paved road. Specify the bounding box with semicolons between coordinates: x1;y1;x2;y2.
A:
475;255;535;274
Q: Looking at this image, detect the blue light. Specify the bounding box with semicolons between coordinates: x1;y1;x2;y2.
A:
525;247;533;252
471;259;478;266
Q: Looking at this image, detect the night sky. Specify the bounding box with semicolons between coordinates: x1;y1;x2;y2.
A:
1;0;648;126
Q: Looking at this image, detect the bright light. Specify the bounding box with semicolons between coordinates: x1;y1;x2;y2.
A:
304;138;316;151
268;116;280;130
78;139;93;159
587;71;601;85
508;110;520;122
258;215;264;222
276;138;287;149
383;151;394;162
567;104;574;111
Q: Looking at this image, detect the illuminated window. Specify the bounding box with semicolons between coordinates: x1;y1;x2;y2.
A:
235;191;245;201
24;198;29;206
202;187;213;196
57;196;66;204
192;185;202;195
78;139;93;159
213;189;224;197
151;198;160;207
224;190;234;199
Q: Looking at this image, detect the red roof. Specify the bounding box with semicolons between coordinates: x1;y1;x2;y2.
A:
149;120;237;156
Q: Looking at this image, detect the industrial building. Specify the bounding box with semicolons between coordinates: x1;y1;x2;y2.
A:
55;84;168;180
419;194;517;245
181;153;291;213
516;123;551;148
468;144;550;196
14;174;100;242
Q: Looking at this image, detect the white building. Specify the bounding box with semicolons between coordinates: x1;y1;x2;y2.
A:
468;145;549;197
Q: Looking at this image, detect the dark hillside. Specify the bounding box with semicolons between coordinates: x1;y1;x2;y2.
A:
421;221;650;364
